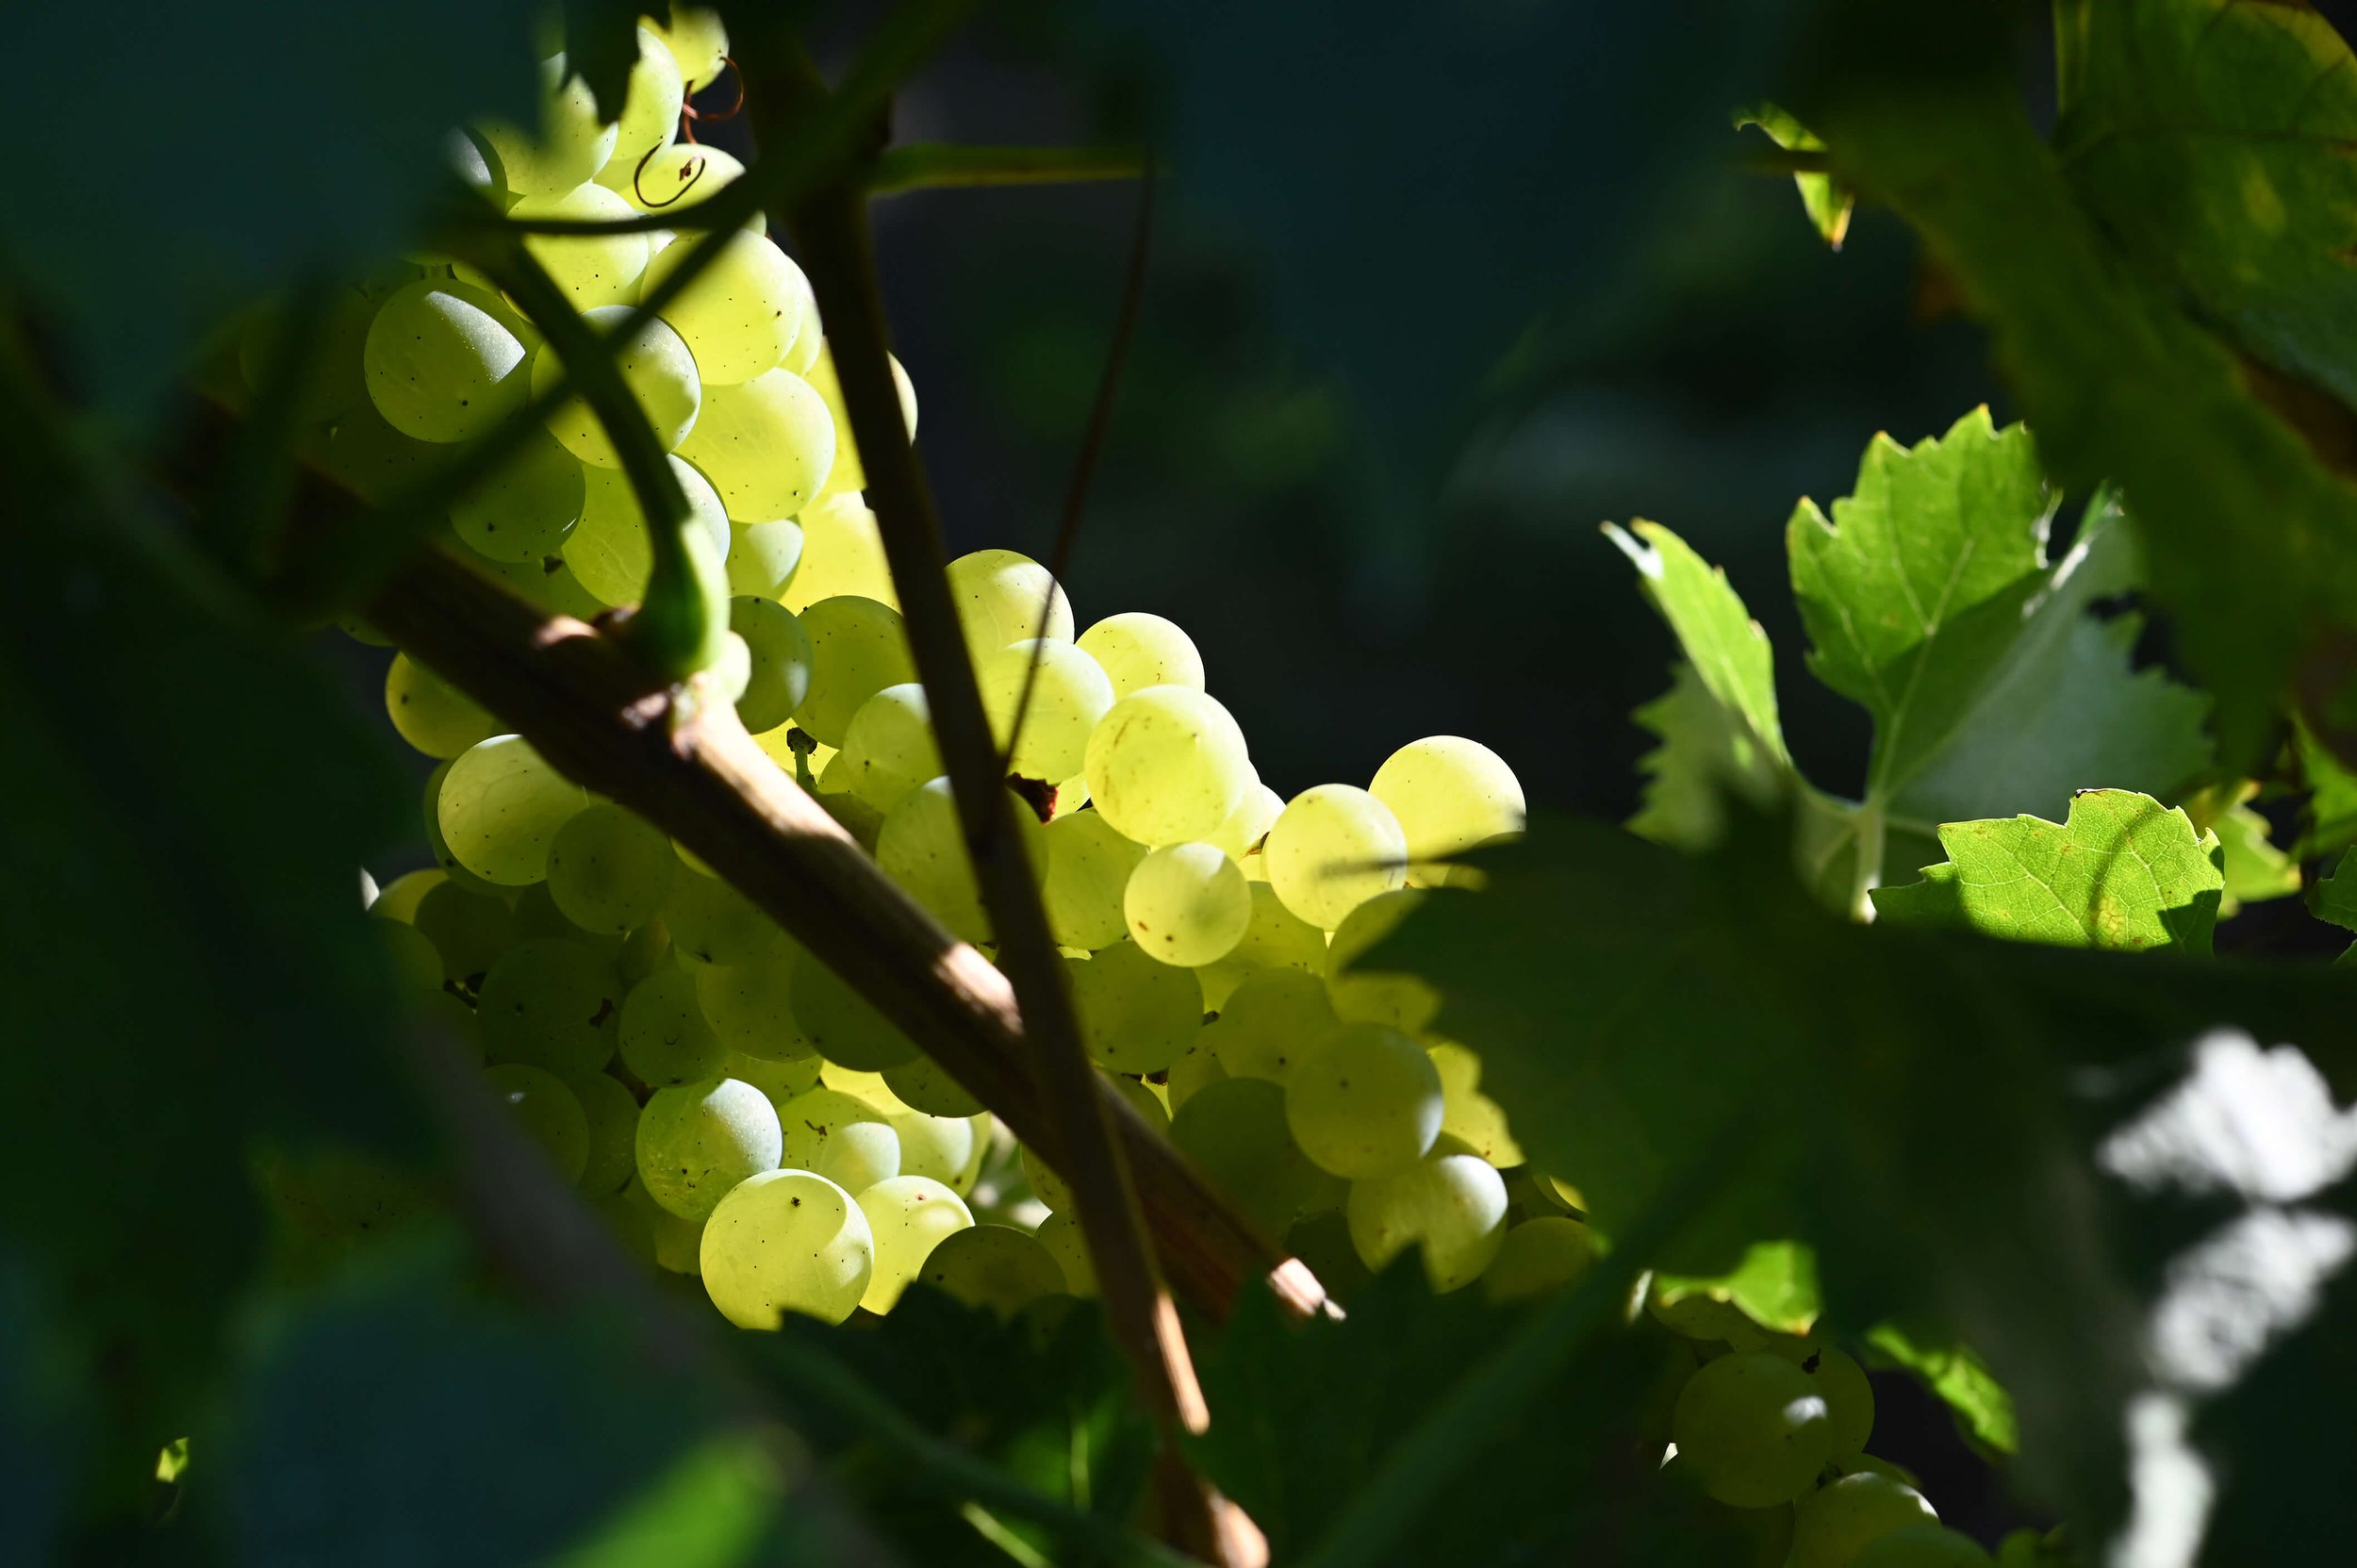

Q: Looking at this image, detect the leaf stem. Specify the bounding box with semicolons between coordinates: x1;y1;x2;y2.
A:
866;142;1150;198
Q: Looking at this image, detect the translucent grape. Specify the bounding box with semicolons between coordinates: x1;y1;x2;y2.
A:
370;867;445;924
643;229;807;385
478;937;622;1076
1035;1210;1096;1296
594;26;684;185
1200;969;1334;1084
839;683;938;813
474;58;617;199
636;1077;783;1220
701;1169;873;1328
710;597;809;735
561;458;730;607
541;805;668;934
530;307;701;467
509;183;651;311
305;400;443;501
618;965;725;1086
788;951;919;1071
363;279;530;443
675;368;835;522
485;1064;589;1183
508;879;622;957
1041;810;1146;950
1264;784;1408;930
980;638;1114;782
662;868;772;966
1849;1526;1994;1568
1076;612;1204;700
855;1175;975;1312
1788;1473;1937;1568
1327;888;1439;1031
818;1064;912;1114
645;5;731;91
618;141;758;227
1765;1341;1875;1458
778;1087;901;1194
1670;1352;1835;1508
1370;735;1526;888
888;1110;978;1185
783;496;897;611
1480;1216;1596;1304
792;596;915;746
565;1069;642;1195
624;1178;706;1274
385;653;496;759
876;777;1048;945
916;1224;1065;1319
464;551;610;622
1124;841;1250;966
450;430;586;563
437;735;588;885
882;1054;982;1117
1170;1078;1340;1238
1165;1036;1229;1113
1083;687;1253;847
1206;780;1283;867
727;517;803;601
945;549;1072;661
695;933;812;1062
1428;1040;1521;1166
725;1050;824;1110
1217;882;1330;991
1286;1022;1442;1180
411;879;514;982
803;342;916;498
372;917;445;993
1344;1142;1508;1292
1066;939;1202;1074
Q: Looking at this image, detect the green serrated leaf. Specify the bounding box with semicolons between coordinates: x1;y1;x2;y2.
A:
2299;719;2357;858
1866;1322;2019;1456
2213;803;2303;915
1627;664;1782;850
2311;849;2357;965
1871;790;2225;954
1605;521;1791;771
1654;1240;1822;1337
1734;102;1854;248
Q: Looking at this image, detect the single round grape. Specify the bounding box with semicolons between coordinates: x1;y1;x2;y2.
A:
561;457;730;606
371;867;445;924
694;933;812;1062
817;1063;913;1114
1428;1040;1521;1166
1327;888;1440;1031
1788;1473;1937;1568
720;595;811;734
618;965;726;1085
1370;735;1526;888
544;803;674;934
1651;1292;1768;1344
1671;1352;1835;1508
450;429;586;563
1067;939;1202;1074
793;596;915;746
618;140;760;229
385;652;496;759
778;1088;901;1195
478;937;621;1076
1345;1142;1509;1293
1264;784;1408;931
855;1174;975;1313
882;1054;982;1117
701;1168;873;1327
438;735;589;886
508;878;623;955
420;760;504;897
946;549;1072;661
1124;841;1250;966
718;636;760;708
803;342;916;498
474;58;617;199
839;683;938;814
1035;1210;1096;1296
1201;969;1334;1084
411;879;514;982
727;517;804;601
371;917;445;993
783;496;897;611
674;368;834;522
594;26;685;184
916;1224;1065;1319
303;400;442;503
1849;1526;1994;1568
1165;1036;1229;1113
643;229;808;385
877;777;1048;945
1206;779;1283;867
1076;612;1204;700
661;869;771;966
485;1064;590;1184
788;952;919;1071
1286;1022;1443;1180
565;1069;642;1195
1481;1217;1597;1304
363;280;531;443
1170;1077;1340;1239
530;307;701;468
888;1110;978;1185
509;183;651;311
1042;810;1147;950
1766;1341;1876;1459
636;1077;783;1220
1083;686;1253;848
645;5;731;91
979;638;1113;782
725;1049;825;1110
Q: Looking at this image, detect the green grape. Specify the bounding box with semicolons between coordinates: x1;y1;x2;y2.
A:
788;952;918;1071
594;26;684;186
411;879;514;982
1788;1474;1937;1568
617;919;673;984
915;1224;1065;1319
792;596;915;746
1206;779;1283;867
1766;1341;1876;1458
1651;1292;1770;1345
1082;686;1253;847
1326;888;1440;1031
531;307;701;467
728;596;812;733
1670;1351;1835;1508
561;458;730;607
508;878;624;958
882;1054;982;1117
509;183;651;311
1264;784;1409;930
661;867;772;966
1019;1137;1071;1213
1200;969;1333;1084
674;368;834;522
778;1087;901;1194
701;1168;873;1327
1195;881;1331;1009
622;1177;706;1274
945;549;1072;662
635;1077;783;1220
437;734;588;885
783;496;897;612
565;1069;642;1195
839;683;938;814
979;638;1113;781
618;965;725;1085
1345;1141;1509;1292
1851;1526;1994;1568
385;652;496;760
363;279;531;443
546;802;675;934
474;57;618;199
305;400;445;502
371;917;445;993
888;1109;978;1185
1042;810;1146;950
420;760;503;897
854;1174;975;1312
694;933;813;1062
485;1064;590;1184
591;1188;657;1266
876;777;1048;945
643;229;808;385
1035;1210;1096;1296
727;517;803;601
818;1063;913;1112
1123;841;1250;966
1428;1040;1522;1166
1076;612;1204;701
371;867;445;924
1165;1035;1229;1112
725;1049;824;1110
621;143;766;235
1067;939;1203;1074
450;430;586;563
780;267;821;373
802;342;916;498
478;937;622;1076
644;5;730;91
1286;1022;1442;1180
463;551;610;623
1170;1078;1341;1238
1370;735;1526;888
1480;1216;1595;1304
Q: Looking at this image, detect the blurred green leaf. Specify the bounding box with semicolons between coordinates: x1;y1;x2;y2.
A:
2312;848;2357;964
1866;1322;2019;1455
1734;103;1854;248
1654;1239;1822;1336
562;0;648;123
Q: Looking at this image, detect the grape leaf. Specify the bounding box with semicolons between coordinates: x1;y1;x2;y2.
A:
1606;521;1791;777
2312;849;2357;965
1733;103;1853;248
1653;1240;1822;1337
1871;790;2226;954
1865;1323;2019;1456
